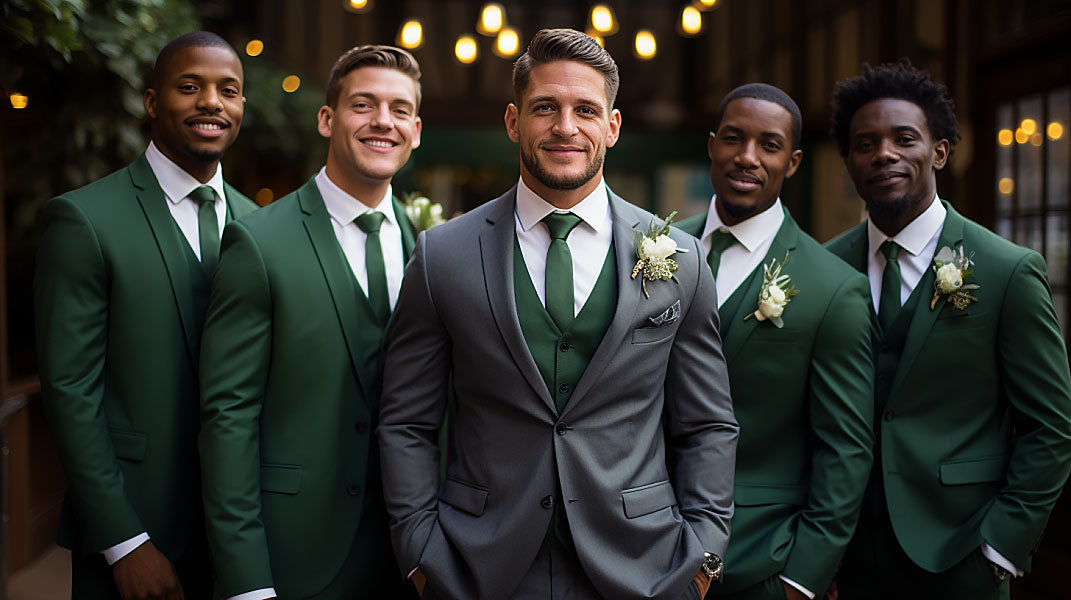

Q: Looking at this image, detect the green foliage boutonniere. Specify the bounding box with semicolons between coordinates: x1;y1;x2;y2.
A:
744;251;799;328
930;245;980;310
631;211;689;299
403;193;446;233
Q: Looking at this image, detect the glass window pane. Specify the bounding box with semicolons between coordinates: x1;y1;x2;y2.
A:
1048;86;1069;210
996;216;1012;240
1048;215;1068;287
1017;95;1044;212
1016;216;1043;253
997;102;1015;215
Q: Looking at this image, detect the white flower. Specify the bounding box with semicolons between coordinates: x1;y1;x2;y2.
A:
641;235;677;260
759;285;787;318
430;204;443;218
936;263;963;293
412;196;430;207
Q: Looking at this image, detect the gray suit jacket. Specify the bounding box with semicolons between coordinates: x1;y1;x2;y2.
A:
378;187;738;600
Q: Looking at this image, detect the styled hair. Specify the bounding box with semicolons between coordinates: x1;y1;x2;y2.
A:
325;45;422;109
512;28;619;108
152;31;239;88
830;59;960;157
715;83;803;150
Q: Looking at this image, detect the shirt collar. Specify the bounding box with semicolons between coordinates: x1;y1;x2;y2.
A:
514;177;611;234
315;167;396;227
145;141;226;206
700;196;784;253
866;194;945;258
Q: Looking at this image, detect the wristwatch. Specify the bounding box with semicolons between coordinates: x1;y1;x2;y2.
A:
701;552;723;581
990;562;1011;585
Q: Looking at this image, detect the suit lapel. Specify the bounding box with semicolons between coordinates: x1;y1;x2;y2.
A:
393;197;416;262
129;154;199;368
299;179;380;400
565;192;644;413
479;187;556;413
721;209;800;364
887;202;966;400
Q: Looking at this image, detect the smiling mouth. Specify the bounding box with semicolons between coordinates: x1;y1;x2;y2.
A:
362;138;398;150
870;171;908;186
726;172;761;192
187;119;229;139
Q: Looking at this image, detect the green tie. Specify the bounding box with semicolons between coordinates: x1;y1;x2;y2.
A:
542;212;584;332
189;185;220;273
355;211;390;325
706;229;737;280
878;240;902;332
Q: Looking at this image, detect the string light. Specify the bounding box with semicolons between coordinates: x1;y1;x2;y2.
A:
1020;118;1037;135
245;39;264;57
1048;122;1064;141
998;177;1014;195
495;27;520;58
345;0;372;12
997;128;1013;146
590;5;617;35
9;93;28;109
282;75;301;93
680;6;703;36
635;30;657;59
398;20;423;49
478;3;504;36
455;35;478;64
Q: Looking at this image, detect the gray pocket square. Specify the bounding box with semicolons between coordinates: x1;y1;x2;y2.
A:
648;300;681;327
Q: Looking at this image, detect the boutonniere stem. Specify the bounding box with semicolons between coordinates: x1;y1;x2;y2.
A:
744;251;798;328
631;211;689;299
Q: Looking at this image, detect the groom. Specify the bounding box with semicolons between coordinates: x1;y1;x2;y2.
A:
378;28;738;600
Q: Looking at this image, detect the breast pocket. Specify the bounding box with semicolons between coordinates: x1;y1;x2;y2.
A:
632;325;676;345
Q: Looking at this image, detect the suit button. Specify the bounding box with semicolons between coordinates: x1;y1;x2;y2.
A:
558;384;570;394
355;421;369;433
884;411;895;422
556;423;569;436
347;484;361;496
541;495;554;509
559;341;570;352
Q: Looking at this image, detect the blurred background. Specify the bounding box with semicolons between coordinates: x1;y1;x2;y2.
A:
1;0;1069;598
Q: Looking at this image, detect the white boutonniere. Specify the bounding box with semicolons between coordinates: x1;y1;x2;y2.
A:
631;210;689;299
930;245;980;310
744;251;798;328
403;193;446;233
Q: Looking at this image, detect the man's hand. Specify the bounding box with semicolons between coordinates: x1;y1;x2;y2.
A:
782;580;809;600
112;541;184;600
412;568;427;597
692;569;713;599
822;580;839;600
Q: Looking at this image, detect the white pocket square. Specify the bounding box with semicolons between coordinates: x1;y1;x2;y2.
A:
648;300;681;327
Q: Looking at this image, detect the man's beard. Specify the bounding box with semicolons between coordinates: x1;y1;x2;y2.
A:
520;143;603;191
865;193;915;226
718;196;763;221
188;147;225;164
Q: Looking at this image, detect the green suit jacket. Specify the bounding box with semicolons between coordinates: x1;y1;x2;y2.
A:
198;177;415;598
678;208;874;594
825;200;1071;573
34;153;256;562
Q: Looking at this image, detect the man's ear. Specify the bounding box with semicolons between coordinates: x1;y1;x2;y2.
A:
932;138;950;171
605;108;622;149
784;149;803;179
504;103;520;143
317;105;333;139
144;89;157;119
707;131;716;160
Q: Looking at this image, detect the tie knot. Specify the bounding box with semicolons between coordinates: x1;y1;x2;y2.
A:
879;240;901;262
709;229;737;254
355;211;387;234
189;185;216;207
542;212;583;241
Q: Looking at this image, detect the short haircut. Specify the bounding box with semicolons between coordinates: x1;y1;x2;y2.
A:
830;59;960;157
715;83;802;150
512;28;619;108
152;31;239;89
325;45;422;109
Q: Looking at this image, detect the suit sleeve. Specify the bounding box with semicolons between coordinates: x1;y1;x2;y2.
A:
663;235;739;558
983;251;1071;569
198;221;276;596
377;232;454;576
34;196;146;553
782;273;875;593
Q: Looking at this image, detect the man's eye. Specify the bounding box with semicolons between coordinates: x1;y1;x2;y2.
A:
179;84;198;92
763;141;781;151
535;104;555;112
221;87;239;97
578;106;597;115
897;136;915;144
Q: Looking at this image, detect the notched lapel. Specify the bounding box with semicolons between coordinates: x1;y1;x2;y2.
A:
394;197;417;262
129;154;199;368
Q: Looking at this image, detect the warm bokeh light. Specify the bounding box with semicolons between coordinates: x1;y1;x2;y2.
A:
1030;132;1043;146
997;128;1013;146
282;75;301;93
347;0;371;12
680;6;703;35
255;188;274;205
478;3;504;35
586;29;605;47
635;30;657;59
455;35;478;64
1020;118;1037;136
998;177;1014;195
1015;128;1029;144
245;39;264;57
590;5;616;34
398;20;423;49
1049;121;1064;140
495;27;520;57
9;93;28;109
696;0;719;9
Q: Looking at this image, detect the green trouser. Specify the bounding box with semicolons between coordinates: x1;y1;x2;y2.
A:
709;574;785;600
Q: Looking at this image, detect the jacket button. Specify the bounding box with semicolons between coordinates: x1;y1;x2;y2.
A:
556;423;568;436
347;484;361;496
558;384;570;394
355;421;369;433
559;341;570;352
541;495;554;509
884;411;895;422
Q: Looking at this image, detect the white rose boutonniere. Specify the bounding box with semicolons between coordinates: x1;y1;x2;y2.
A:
631;210;689;299
930;245;980;310
403;193;447;233
744;251;798;328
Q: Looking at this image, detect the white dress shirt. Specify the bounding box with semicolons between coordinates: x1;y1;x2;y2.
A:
101;144;231;567
315;167;405;309
865;195;1022;578
514;178;613;316
699;197;784;309
145;141;227;260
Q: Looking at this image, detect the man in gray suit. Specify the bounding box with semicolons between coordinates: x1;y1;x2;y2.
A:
378;28;738;600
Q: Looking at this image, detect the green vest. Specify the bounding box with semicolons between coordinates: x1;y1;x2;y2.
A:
716;265;764;340
170;205;232;333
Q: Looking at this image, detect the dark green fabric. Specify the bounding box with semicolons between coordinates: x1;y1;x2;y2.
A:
190;185;219;273
877;241;902;333
541;212;584;332
355;211;390;325
707;229;737;280
714;265;762;342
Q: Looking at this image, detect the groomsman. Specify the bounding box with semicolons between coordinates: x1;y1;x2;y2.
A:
378;28;737;600
826;60;1071;599
198;45;421;598
677;83;874;600
35;32;256;599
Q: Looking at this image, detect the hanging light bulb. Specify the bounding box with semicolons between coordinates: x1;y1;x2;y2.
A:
398;20;423;49
590;4;618;35
495;27;520;58
455;34;478;64
635;30;657;59
477;3;505;36
680;5;703;36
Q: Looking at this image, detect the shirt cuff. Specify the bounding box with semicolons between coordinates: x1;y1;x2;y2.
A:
779;574;816;599
226;589;277;600
102;532;150;565
981;543;1024;577
407;566;419;578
